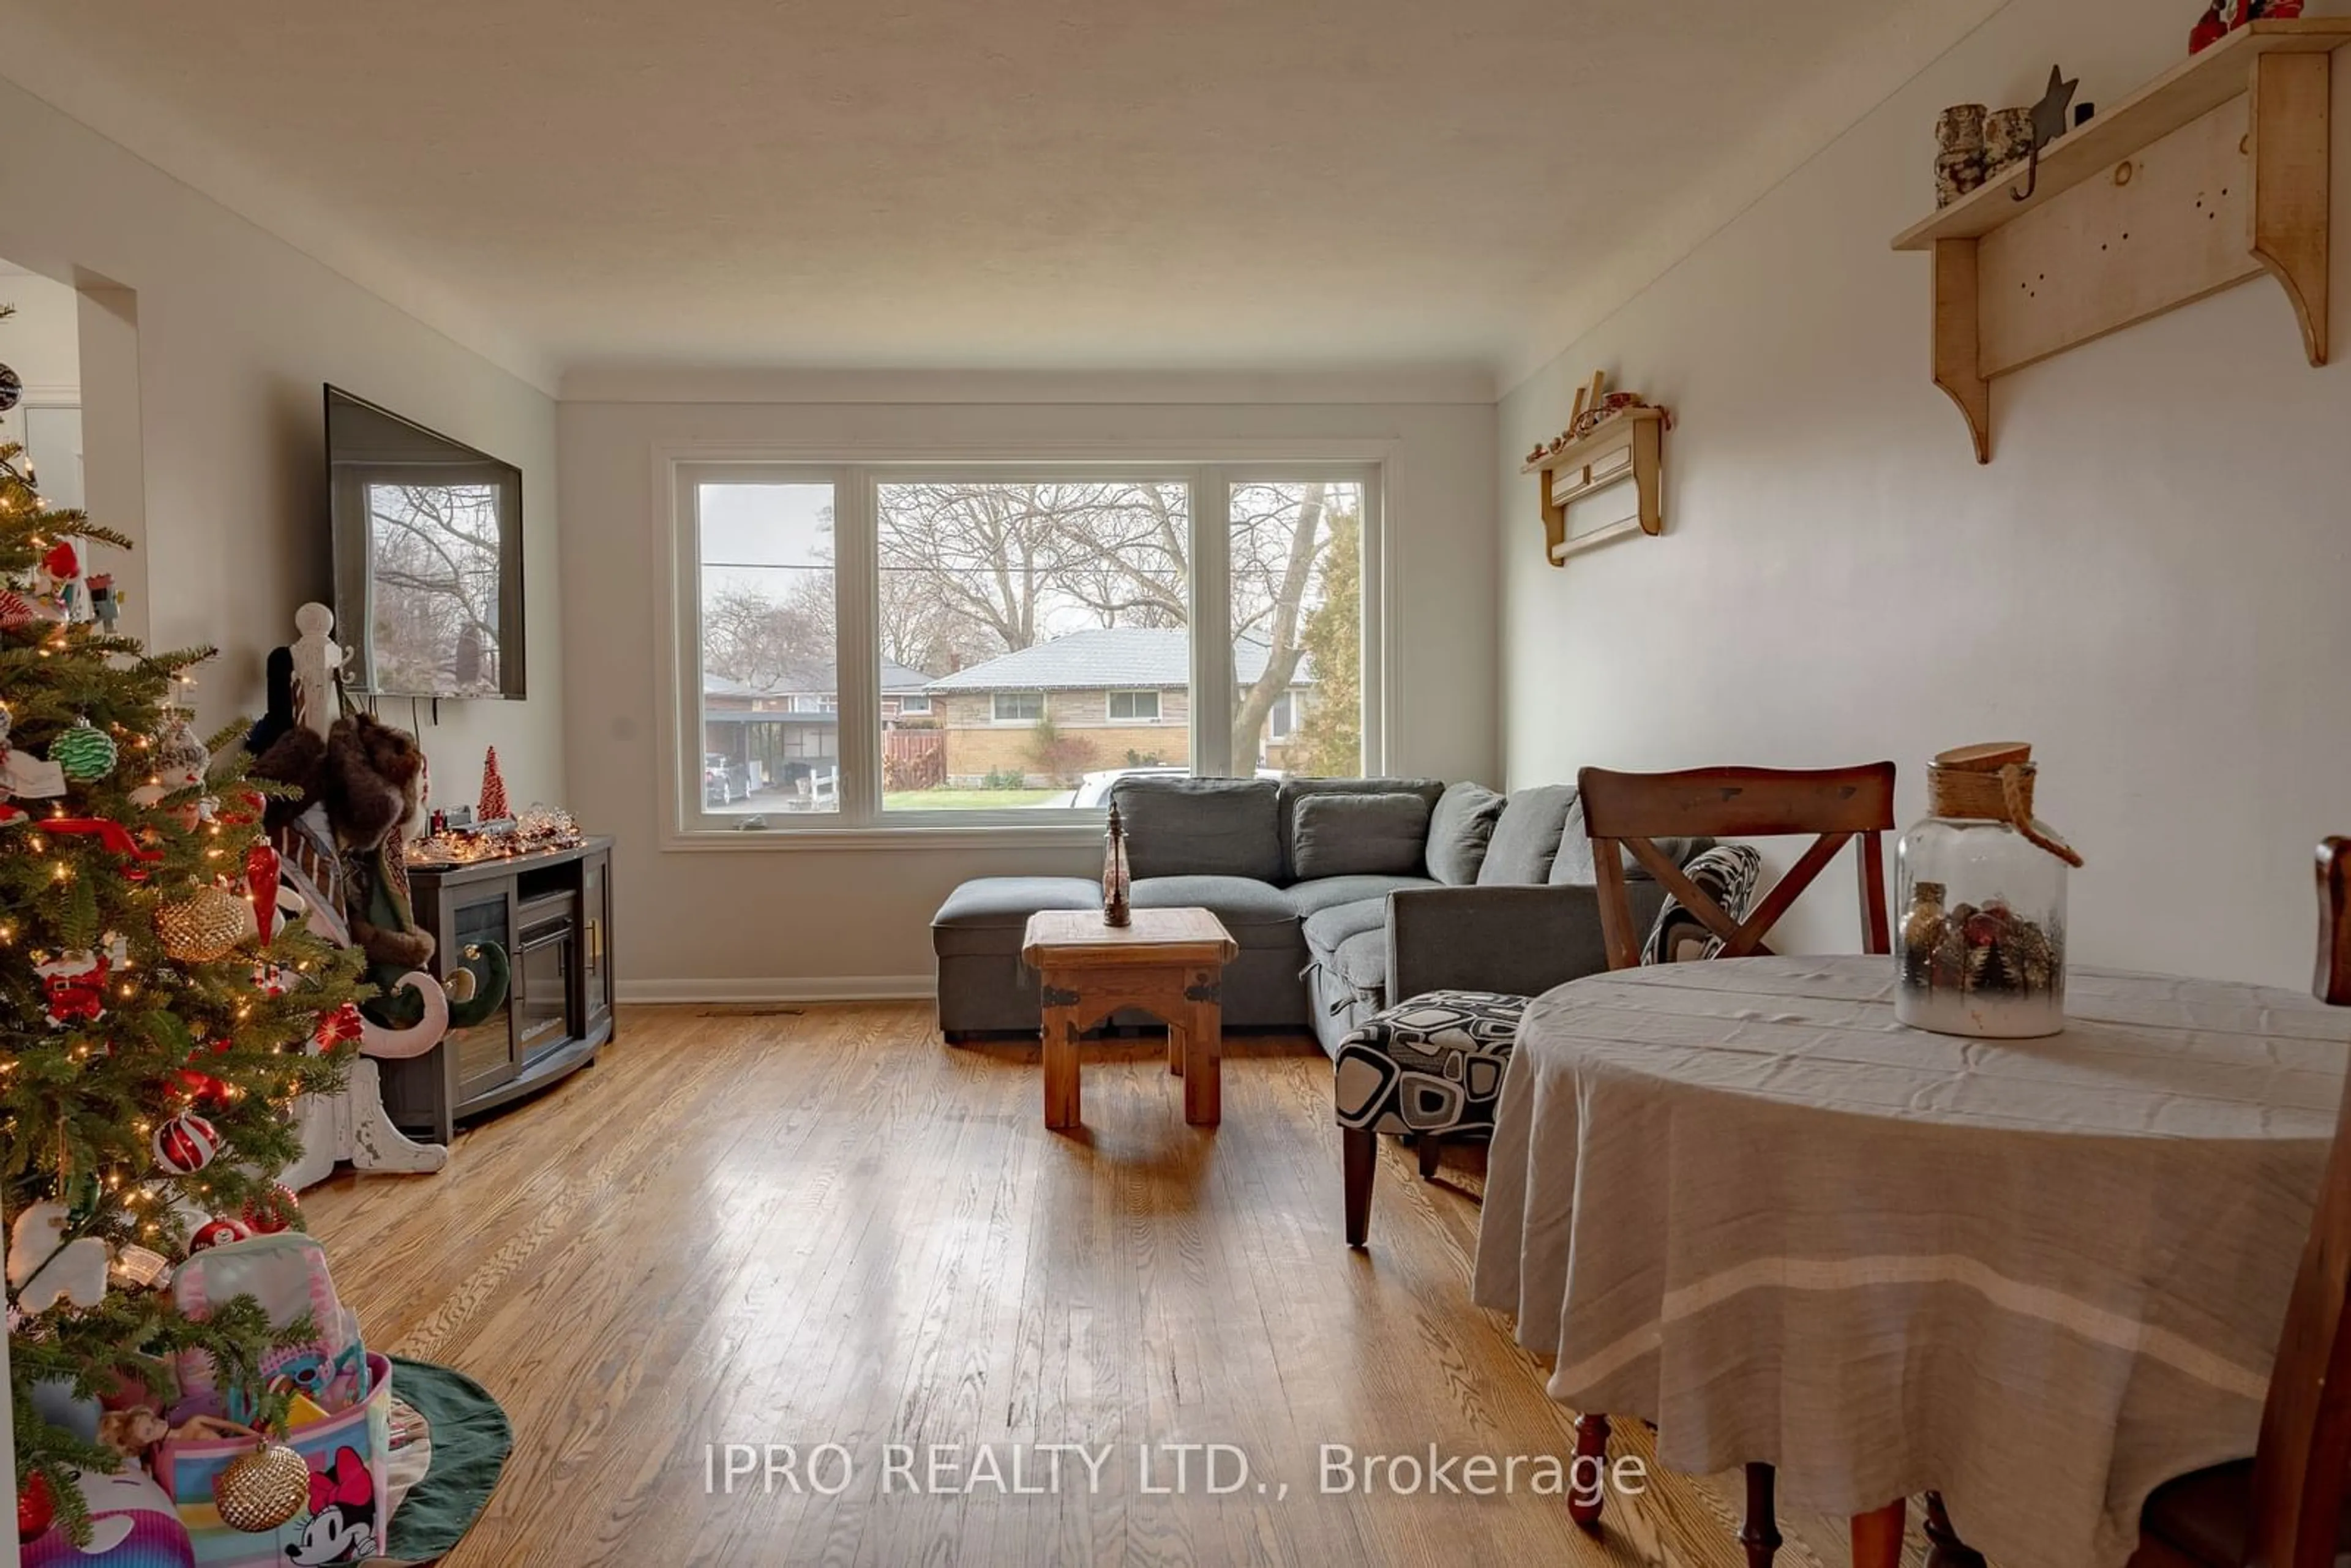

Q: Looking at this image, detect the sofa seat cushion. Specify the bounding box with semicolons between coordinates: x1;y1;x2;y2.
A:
1284;874;1439;922
1330;927;1389;993
1333;989;1528;1138
1131;876;1297;945
1111;776;1282;881
932;876;1105;957
1302;897;1392;956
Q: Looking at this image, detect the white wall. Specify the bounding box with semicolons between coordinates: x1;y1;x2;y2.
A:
0;73;563;808
1499;0;2351;987
561;390;1497;994
0;263;81;388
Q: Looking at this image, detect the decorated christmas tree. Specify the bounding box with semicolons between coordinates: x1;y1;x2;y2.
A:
476;746;508;823
2;301;369;1546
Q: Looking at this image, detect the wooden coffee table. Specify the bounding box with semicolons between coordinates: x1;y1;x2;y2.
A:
1020;907;1238;1130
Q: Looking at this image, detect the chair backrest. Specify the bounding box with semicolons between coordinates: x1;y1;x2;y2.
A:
2250;838;2351;1568
1576;763;1897;971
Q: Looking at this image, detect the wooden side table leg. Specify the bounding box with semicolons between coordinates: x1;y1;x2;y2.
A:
1569;1412;1610;1530
1041;980;1081;1130
1742;1463;1782;1567
1183;967;1221;1126
1851;1498;1905;1568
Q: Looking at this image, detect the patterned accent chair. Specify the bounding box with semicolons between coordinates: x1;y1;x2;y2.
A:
1334;843;1761;1247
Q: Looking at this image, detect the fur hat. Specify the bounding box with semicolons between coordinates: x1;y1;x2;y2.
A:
252;713;426;851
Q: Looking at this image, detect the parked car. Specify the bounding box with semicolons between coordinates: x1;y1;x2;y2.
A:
703;754;749;805
1070;765;1283;808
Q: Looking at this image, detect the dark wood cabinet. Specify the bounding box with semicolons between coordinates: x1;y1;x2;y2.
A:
382;837;616;1144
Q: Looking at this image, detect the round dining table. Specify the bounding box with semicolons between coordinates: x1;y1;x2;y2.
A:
1472;955;2349;1568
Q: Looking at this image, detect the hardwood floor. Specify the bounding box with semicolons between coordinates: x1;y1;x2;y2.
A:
304;1004;1930;1567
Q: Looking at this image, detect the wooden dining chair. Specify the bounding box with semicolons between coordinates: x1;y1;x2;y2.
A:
2127;836;2351;1568
1578;762;1898;970
1569;760;1901;1567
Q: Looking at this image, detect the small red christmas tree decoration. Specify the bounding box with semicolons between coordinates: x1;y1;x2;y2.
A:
478;746;509;822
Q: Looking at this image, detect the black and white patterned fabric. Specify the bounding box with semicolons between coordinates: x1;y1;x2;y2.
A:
1333;846;1767;1142
1639;842;1765;965
1333;989;1528;1137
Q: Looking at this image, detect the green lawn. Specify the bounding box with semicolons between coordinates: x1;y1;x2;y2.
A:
887;789;1065;811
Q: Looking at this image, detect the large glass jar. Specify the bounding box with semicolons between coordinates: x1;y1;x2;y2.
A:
1894;746;2079;1038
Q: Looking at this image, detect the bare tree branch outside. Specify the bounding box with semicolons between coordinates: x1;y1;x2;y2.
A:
367;482;506;697
696;476;1362;812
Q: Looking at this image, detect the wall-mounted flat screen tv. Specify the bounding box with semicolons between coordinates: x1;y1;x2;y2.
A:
326;385;525;700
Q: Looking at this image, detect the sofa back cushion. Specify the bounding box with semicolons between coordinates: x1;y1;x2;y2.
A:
1277;777;1445;882
1111;776;1282;881
1291;792;1431;880
1425;781;1506;885
1549;795;1711;885
1476;784;1581;885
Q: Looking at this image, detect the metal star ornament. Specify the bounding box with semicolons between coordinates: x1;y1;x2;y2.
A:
2031;65;2079;150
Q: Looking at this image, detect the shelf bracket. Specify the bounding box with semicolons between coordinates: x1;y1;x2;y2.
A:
2250;49;2331;367
1932;238;1992;464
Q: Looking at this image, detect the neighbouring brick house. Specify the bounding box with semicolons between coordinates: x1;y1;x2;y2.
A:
704;659;935;792
923;627;1311;786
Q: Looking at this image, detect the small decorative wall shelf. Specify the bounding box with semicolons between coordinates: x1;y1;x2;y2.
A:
1523;407;1665;565
1893;20;2350;462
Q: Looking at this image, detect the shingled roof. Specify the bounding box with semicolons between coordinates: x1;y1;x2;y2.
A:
924;628;1311;692
705;658;933;698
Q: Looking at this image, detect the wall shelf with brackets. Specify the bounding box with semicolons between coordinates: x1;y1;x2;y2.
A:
1892;20;2350;462
1523;407;1665;565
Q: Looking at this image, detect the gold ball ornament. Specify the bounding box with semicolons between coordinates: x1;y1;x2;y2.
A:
156;885;258;961
215;1439;310;1532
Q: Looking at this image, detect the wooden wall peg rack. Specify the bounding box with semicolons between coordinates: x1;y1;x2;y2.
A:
1892;21;2349;462
1523;406;1665;565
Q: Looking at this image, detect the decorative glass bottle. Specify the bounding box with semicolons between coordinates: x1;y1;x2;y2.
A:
1102;800;1131;927
1894;742;2082;1038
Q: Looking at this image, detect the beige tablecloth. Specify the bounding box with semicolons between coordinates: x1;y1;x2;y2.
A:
1472;957;2349;1568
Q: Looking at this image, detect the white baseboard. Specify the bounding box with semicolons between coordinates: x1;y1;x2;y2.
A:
618;975;936;1005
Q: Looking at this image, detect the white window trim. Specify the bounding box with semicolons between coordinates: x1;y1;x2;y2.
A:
656;443;1391;850
1106;689;1161;722
991;691;1046;724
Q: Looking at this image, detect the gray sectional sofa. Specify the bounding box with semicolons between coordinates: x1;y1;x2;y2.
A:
931;775;1706;1053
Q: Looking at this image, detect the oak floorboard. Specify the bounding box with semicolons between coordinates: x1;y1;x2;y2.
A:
303;1003;1949;1567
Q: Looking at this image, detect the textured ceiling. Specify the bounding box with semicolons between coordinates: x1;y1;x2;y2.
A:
0;0;2002;390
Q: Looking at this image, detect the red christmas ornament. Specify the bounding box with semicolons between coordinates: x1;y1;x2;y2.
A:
242;1184;301;1236
313;1001;365;1052
173;1067;233;1106
36;950;110;1027
152;1111;221;1173
0;588;34;629
214;787;266;827
246;841;281;937
478;746;510;822
40;539;78;585
2190;0;2228;50
187;1217;250;1253
18;1468;54;1540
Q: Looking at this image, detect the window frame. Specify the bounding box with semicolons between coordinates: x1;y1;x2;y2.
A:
1106;689;1161;723
991;691;1045;725
662;452;1386;847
